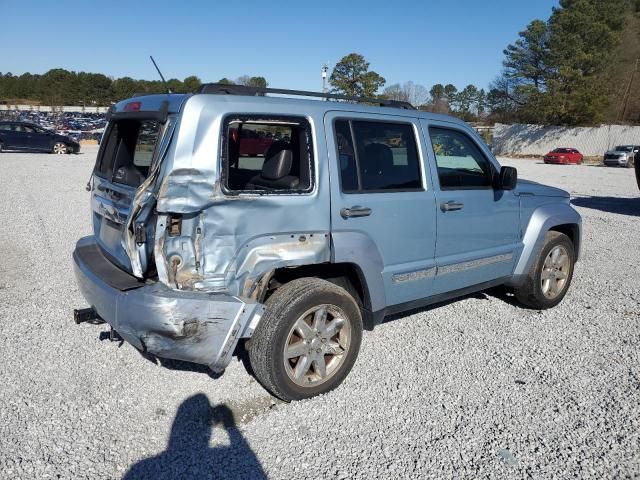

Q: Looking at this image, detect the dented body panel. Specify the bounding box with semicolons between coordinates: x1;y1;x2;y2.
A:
73;91;582;373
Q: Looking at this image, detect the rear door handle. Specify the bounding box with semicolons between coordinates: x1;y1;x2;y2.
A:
340;206;372;219
440;201;464;212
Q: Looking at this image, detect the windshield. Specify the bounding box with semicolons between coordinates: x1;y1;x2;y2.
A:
614;146;633;152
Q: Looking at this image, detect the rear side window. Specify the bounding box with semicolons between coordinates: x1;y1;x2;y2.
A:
428;127;493;189
334;119;422;192
95;120;161;187
222;115;313;193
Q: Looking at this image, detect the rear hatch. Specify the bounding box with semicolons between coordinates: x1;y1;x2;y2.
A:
90;96;184;277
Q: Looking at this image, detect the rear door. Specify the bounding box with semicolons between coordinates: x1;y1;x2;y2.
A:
421;120;521;294
325;111;437;308
91;114;172;275
0;123;20;148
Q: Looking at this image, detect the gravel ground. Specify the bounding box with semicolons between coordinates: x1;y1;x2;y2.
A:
0;146;638;479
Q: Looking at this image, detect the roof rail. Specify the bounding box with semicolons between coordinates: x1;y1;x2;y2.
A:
196;83;416;110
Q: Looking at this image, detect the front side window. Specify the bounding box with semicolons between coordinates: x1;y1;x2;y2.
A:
334;119;422;192
429;127;493;189
222;116;313;193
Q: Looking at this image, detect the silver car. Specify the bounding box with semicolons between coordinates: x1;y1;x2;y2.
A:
603;145;638;167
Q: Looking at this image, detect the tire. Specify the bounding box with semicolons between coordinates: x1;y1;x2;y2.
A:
52;142;67;154
248;277;363;401
514;231;575;309
0;142;3;153
635;157;640;191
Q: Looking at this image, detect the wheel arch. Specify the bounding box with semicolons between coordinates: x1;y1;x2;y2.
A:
508;203;582;286
265;262;372;314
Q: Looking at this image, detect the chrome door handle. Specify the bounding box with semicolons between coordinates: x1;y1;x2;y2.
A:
440;201;464;212
340;206;372;219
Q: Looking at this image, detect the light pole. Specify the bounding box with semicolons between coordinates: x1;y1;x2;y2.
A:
321;64;328;95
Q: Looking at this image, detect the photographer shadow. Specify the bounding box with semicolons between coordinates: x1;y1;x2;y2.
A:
123;394;266;479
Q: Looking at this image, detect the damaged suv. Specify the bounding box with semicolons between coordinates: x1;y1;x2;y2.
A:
73;85;582;401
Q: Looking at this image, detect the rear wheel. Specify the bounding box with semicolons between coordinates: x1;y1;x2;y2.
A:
248;278;363;401
515;231;575;309
52;142;67;154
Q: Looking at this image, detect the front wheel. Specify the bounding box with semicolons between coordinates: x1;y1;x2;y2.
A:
514;231;575;309
248;278;363;401
52;142;68;154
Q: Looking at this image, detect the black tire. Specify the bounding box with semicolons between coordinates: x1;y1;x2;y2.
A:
0;142;3;153
634;156;640;191
248;277;363;401
514;231;575;309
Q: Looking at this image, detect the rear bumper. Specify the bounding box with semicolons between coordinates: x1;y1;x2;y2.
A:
72;236;262;372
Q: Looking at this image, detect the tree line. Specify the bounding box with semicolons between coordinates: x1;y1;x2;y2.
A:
0;70;267;106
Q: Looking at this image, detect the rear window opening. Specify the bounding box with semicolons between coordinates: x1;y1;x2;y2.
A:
222;115;314;193
95;119;161;187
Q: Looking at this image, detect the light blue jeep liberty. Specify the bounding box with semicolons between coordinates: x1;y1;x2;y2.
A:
73;85;581;401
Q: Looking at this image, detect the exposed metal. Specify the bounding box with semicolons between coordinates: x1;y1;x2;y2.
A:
283;305;351;387
73;90;583;376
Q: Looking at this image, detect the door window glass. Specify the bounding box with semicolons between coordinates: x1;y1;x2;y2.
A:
334;119;422;192
428;127;492;189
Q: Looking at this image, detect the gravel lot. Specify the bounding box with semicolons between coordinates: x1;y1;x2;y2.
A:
0;146;638;479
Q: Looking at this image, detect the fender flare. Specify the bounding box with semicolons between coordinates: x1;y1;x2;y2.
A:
508;203;582;286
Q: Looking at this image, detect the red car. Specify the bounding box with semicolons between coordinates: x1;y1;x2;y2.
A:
230;127;275;157
543;148;583;165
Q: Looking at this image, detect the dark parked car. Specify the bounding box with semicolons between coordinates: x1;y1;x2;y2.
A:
0;121;80;154
543;148;583;165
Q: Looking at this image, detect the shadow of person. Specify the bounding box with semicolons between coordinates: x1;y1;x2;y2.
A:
123;394;266;480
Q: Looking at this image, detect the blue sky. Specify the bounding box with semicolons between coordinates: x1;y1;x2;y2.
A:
1;0;558;92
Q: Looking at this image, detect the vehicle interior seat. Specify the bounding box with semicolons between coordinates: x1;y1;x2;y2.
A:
363;142;394;189
247;141;299;190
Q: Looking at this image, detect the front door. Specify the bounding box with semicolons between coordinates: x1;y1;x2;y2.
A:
325;111;437;310
421;120;521;294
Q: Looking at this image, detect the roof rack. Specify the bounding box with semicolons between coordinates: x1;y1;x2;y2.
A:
196;83;416;110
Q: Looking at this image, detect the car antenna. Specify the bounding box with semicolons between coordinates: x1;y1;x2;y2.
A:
149;55;172;94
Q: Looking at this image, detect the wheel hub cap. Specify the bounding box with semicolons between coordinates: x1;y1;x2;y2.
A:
283;305;351;387
541;245;570;299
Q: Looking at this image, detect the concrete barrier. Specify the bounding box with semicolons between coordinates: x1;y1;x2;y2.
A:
493;123;640;156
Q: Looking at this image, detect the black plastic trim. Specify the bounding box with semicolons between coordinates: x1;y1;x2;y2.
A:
370;276;511;326
73;242;145;291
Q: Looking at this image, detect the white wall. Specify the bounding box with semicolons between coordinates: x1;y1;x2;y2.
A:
493;123;640;156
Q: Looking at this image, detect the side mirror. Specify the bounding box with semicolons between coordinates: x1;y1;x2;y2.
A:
497;166;517;190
